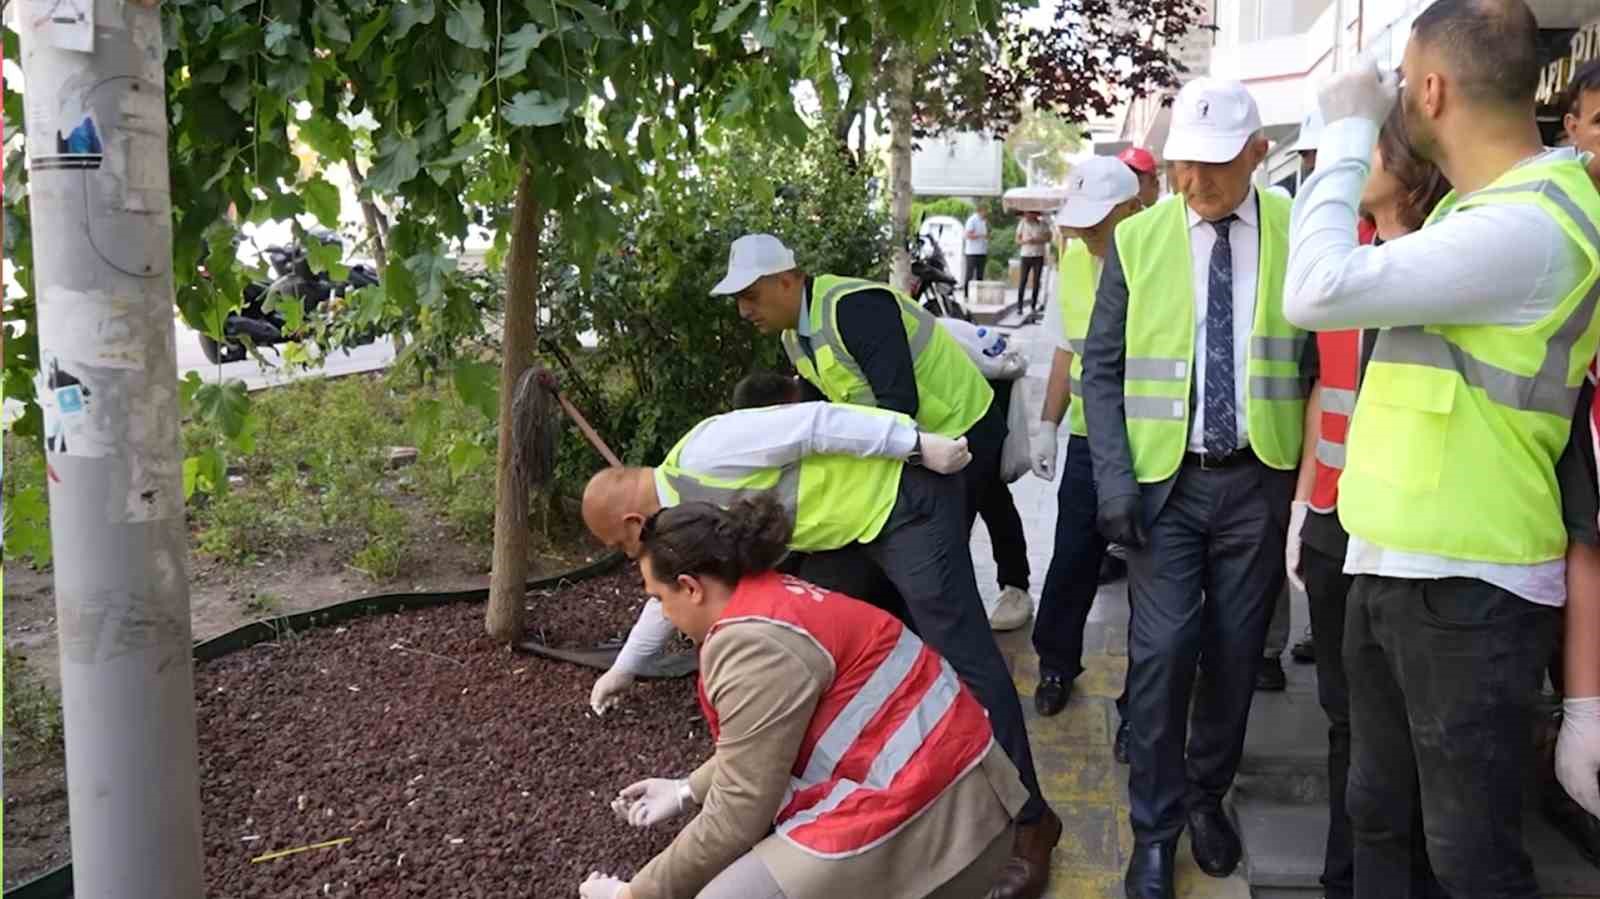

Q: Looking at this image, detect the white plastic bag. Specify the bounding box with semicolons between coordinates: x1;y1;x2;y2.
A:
999;380;1032;483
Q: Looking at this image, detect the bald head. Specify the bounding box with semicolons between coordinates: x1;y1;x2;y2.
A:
1411;0;1540;109
581;467;661;557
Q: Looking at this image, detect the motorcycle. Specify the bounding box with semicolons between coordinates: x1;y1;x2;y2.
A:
196;230;382;365
908;233;972;322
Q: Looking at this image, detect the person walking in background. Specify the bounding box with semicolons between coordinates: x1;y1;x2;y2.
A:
1118;146;1162;207
1285;2;1600;894
1081;77;1311;898
1030;158;1146;752
1284;104;1453;899
964;205;989;297
577;496;1028;899
1016;211;1050;321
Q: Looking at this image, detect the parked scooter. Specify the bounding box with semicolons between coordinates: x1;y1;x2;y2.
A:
196;230;381;365
908;234;972;321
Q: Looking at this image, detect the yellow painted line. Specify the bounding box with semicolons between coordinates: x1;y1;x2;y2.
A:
250;837;352;863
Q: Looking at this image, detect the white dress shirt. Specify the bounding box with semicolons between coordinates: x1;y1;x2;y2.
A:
612;403;919;674
1285;117;1591;607
1187;186;1261;453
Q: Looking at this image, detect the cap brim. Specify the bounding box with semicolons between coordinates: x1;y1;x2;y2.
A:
1055;197;1119;229
1163;131;1251;164
710;268;761;296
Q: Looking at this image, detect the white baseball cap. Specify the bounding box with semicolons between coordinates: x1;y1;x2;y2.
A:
1055;157;1141;228
710;234;798;296
1291;107;1324;154
1163;78;1263;164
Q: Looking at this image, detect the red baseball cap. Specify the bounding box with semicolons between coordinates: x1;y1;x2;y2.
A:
1117;146;1158;174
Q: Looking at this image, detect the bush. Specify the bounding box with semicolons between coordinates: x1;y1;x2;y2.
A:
912;197;976;231
985;225;1018;279
538;134;893;493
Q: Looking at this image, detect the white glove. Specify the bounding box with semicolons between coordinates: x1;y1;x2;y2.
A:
1318;59;1399;127
590;667;635;716
1286;501;1310;594
578;872;626;899
918;433;972;474
1556;696;1600;818
1032;426;1058;482
618;777;693;828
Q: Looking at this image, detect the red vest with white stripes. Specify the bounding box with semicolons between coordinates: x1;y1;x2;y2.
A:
696;571;995;858
1308;221;1377;514
1310;330;1359;513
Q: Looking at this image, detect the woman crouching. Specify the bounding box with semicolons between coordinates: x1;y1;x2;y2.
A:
578;495;1028;899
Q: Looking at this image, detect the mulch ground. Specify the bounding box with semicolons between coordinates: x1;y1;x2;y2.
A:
198;568;708;897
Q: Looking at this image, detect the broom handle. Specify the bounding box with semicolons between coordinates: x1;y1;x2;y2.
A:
555;390;623;468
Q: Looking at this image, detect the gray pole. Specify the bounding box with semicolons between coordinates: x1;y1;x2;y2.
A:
18;1;205;896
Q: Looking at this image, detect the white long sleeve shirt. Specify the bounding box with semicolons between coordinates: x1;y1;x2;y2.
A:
1187;187;1262;453
1285;117;1590;607
613;403;919;674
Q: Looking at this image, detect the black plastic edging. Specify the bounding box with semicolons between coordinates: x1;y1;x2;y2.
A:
3;552;625;899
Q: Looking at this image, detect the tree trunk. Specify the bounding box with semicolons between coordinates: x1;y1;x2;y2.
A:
345;156;404;353
485;161;542;642
887;44;915;292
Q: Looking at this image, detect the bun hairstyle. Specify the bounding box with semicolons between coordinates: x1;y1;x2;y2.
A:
1377;103;1452;232
640;495;794;586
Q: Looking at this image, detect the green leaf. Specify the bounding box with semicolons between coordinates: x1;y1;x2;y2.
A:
496;23;546;78
445;0;490;49
313;5;352;45
296;115;353;161
302;176;342;228
502;91;569;127
392;0;437;39
445;73;484;131
264;21;296;54
279;294;306;333
349;8;392;57
447;439;489;482
179;371;206;417
3;483;53;568
405;251;457;308
265;58;311;96
195;380;251;439
452;358;499;420
229;409;261;455
412;397;443;449
282;341;314;368
365;137;422;194
712;0;753;33
183;447;229;499
306;241;350;281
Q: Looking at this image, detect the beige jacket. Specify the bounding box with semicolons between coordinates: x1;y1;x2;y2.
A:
629;621;1028;899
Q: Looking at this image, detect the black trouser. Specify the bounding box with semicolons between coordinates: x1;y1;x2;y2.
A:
973;379;1028;591
1304;543;1356;898
964;254;987;295
1035;435;1130;715
1018;256;1045;313
1345;575;1559;899
799;465;1046;823
1125;458;1282;842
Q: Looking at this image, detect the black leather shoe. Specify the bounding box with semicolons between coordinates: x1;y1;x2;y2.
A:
1256;656;1287;692
1290;635;1315;664
1113;719;1131;764
1124;840;1176;899
1035;674;1071;717
1187;803;1242;878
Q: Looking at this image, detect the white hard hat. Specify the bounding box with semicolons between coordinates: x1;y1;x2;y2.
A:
1164;78;1264;164
710;234;798;296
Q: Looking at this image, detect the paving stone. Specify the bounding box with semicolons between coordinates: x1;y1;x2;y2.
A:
1035;751;1120;804
1025;694;1111;745
1051;802;1123;872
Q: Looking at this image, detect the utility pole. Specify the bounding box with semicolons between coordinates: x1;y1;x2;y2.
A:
18;1;206;896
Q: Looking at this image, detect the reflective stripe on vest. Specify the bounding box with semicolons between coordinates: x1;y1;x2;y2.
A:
1115;192;1307;481
1339;159;1600;563
1058;241;1099;437
656;410;903;552
1310;330;1360;514
696;573;994;858
781;276;994;439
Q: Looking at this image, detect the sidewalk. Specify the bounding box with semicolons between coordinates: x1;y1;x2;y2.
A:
973;319;1251;898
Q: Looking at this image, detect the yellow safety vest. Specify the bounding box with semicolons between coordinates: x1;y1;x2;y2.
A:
1339;157;1600;563
1113;192;1306;482
655;408;906;552
1057;240;1100;437
781;275;994;439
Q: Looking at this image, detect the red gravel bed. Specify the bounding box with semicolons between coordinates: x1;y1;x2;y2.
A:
197;595;710;897
525;568;692;657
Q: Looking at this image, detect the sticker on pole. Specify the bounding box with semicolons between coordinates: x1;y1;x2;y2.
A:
24;0;95;53
40;353;113;458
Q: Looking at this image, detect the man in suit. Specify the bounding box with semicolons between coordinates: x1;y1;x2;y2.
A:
1081;78;1313;898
